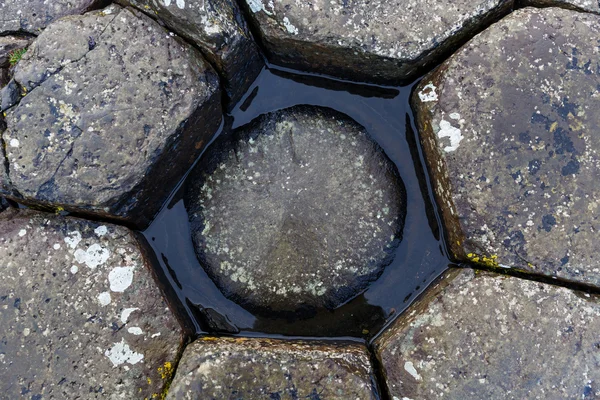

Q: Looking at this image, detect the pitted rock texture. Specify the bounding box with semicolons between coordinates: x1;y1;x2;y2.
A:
375;268;600;399
168;337;379;399
0;0;106;34
0;209;182;399
185;106;405;313
413;7;600;285
522;0;600;14
0;4;221;229
242;0;512;84
119;0;263;105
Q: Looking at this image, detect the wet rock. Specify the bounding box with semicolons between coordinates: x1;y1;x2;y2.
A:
0;5;222;229
0;0;106;34
0;79;20;111
0;196;8;212
119;0;263;105
242;0;512;84
0;208;183;399
413;7;600;286
375;268;600;399
168;337;379;399
185;106;405;313
521;0;600;14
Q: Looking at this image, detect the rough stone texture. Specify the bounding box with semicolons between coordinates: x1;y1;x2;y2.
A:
119;0;263;105
185;106;405;313
0;0;106;34
521;0;600;14
413;7;600;286
0;208;183;399
168;337;379;399
242;0;512;84
0;4;222;229
375;268;600;399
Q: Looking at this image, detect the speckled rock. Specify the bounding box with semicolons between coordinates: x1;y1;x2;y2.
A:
168;337;379;399
119;0;263;105
0;0;106;34
521;0;600;14
0;208;183;399
242;0;512;84
375;268;600;399
413;7;600;285
0;4;221;229
185;106;405;313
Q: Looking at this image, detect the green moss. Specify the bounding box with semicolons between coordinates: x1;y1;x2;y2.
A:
9;48;27;67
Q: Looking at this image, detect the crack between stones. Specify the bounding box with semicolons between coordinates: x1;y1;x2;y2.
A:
367;342;392;400
461;261;600;295
514;1;600;15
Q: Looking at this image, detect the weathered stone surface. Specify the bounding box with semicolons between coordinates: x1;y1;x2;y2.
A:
413;7;600;285
522;0;600;14
0;209;183;398
168;337;379;399
0;0;106;34
0;5;221;229
376;268;600;399
119;0;263;105
185;106;405;313
242;0;512;84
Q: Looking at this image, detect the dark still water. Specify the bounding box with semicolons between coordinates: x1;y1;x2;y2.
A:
141;65;452;340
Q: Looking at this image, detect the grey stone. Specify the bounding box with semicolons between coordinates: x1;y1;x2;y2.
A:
0;0;106;34
521;0;600;14
168;337;379;399
0;196;8;212
375;268;600;399
185;106;405;313
412;7;600;285
0;4;222;229
0;78;20;111
242;0;512;84
119;0;263;105
0;208;183;399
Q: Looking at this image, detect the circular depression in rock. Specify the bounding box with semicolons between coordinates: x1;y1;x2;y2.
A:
184;105;406;314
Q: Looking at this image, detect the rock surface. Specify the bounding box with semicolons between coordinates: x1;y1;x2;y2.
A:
242;0;512;84
168;337;379;399
120;0;263;105
376;268;600;399
0;5;221;229
0;209;183;399
0;0;106;34
0;196;8;212
522;0;600;14
413;7;600;285
185;106;405;313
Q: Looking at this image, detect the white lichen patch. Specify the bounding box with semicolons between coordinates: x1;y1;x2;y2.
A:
94;225;108;236
127;327;143;335
105;339;144;366
9;138;19;147
74;244;110;269
98;291;111;306
64;230;82;249
404;361;422;381
283;17;298;34
121;307;139;323
437;120;463;152
108;267;134;292
418;83;438;103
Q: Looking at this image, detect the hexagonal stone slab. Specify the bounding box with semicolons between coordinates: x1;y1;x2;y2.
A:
413;7;600;285
0;0;106;34
0;4;221;229
242;0;512;83
522;0;600;14
119;0;263;104
0;209;183;398
185;106;406;313
375;269;600;399
168;337;379;399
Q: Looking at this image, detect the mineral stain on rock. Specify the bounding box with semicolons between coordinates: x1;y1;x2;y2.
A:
185;105;406;314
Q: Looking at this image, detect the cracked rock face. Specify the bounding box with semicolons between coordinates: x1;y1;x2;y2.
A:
185;106;406;314
0;209;182;399
413;7;600;286
0;5;221;229
376;269;600;399
0;0;106;34
119;0;263;105
522;0;600;14
168;337;379;399
242;0;512;84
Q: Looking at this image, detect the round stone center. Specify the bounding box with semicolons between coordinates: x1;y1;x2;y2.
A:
185;105;406;313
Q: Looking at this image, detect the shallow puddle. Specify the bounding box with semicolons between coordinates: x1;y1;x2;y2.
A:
142;65;453;339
